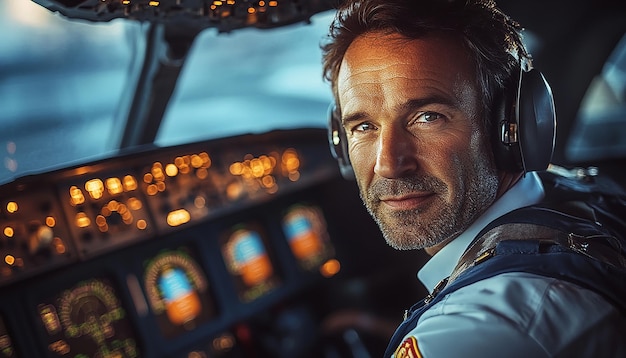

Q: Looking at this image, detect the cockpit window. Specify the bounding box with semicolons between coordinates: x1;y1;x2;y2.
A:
0;1;334;185
566;33;626;162
0;1;141;184
156;12;334;146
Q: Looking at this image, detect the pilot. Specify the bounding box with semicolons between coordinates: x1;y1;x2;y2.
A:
321;0;626;357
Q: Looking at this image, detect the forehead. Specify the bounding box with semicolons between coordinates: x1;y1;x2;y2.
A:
337;32;476;107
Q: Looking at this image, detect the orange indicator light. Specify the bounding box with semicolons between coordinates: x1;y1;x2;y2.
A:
320;259;341;278
123;175;138;191
3;227;14;238
167;209;191;227
69;186;85;206
137;219;147;230
46;216;56;227
165;163;178;177
127;197;143;210
106;177;123;195
75;213;91;228
191;154;203;168
6;202;18;213
85;179;104;200
5;255;15;266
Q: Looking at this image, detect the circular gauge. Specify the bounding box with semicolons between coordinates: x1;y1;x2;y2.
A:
54;278;139;357
143;249;212;334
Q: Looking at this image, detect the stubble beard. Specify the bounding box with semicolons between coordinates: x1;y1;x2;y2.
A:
360;172;498;251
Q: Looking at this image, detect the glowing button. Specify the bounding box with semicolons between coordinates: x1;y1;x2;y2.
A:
5;255;15;266
167;209;191;227
106;177;123;195
6;202;18;213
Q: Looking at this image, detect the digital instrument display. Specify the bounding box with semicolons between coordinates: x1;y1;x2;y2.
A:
282;204;335;272
0;315;17;357
142;247;216;338
36;277;140;357
221;224;280;302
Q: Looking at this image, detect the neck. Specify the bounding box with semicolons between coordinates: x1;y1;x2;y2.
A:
496;171;524;199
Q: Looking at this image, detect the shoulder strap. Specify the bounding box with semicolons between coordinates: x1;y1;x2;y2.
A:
385;232;626;358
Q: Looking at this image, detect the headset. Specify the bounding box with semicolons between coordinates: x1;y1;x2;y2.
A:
327;66;556;180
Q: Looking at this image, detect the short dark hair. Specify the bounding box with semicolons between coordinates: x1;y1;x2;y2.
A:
321;0;530;128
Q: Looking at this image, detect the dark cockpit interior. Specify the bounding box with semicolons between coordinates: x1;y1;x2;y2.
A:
0;0;625;357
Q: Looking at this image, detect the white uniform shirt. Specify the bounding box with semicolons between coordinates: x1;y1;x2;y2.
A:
395;172;626;357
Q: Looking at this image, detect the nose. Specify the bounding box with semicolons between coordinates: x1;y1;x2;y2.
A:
374;126;418;178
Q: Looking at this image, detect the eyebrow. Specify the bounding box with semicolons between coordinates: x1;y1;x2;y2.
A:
341;94;456;125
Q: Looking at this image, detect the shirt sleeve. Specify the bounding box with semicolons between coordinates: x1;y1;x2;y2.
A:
393;272;624;358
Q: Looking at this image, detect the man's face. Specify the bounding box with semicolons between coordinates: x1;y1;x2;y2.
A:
337;32;500;251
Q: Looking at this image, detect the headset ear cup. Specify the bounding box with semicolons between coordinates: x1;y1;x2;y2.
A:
494;68;556;172
517;69;556;172
327;104;355;180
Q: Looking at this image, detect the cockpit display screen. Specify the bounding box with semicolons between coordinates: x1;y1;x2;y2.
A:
35;277;140;357
142;246;217;339
220;224;280;302
282;204;335;272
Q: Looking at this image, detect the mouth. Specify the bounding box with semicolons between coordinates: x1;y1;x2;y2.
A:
379;192;435;210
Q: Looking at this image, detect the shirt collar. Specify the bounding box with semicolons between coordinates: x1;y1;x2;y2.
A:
417;172;545;292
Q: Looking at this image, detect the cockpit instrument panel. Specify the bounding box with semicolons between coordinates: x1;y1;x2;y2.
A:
0;129;343;357
35;277;140;357
0;189;76;286
30;0;335;33
0;129;336;288
60;172;155;259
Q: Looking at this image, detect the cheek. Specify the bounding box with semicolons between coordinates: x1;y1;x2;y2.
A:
422;134;484;186
348;141;376;181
